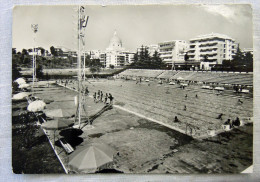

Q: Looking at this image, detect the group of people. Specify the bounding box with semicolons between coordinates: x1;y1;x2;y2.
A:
217;113;241;128
224;117;241;128
93;90;114;104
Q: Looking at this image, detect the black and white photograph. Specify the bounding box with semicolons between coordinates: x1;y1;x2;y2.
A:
11;4;253;174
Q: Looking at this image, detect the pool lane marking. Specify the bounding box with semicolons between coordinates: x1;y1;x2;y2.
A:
113;105;187;135
58;83;190;137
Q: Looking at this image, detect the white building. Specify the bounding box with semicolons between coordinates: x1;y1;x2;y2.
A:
87;50;102;60
105;31;126;68
137;44;159;56
122;51;135;65
87;31;135;68
147;44;159;56
188;33;237;65
158;40;189;66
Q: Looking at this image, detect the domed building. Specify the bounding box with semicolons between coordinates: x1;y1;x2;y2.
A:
106;31;124;52
87;30;135;68
104;31;134;68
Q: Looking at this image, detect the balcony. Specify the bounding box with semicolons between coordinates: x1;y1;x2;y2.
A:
200;51;217;55
200;46;218;50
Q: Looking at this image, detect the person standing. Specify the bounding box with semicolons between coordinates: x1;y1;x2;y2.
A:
97;90;100;102
109;93;114;104
104;93;108;104
93;92;96;103
100;91;103;102
174;116;179;123
85;86;89;96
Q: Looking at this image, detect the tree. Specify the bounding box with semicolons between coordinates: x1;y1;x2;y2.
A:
109;64;115;69
22;49;28;55
86;58;102;76
40;48;45;56
184;53;189;61
131;46;166;69
28;49;33;53
12;48;16;54
203;55;209;62
36;64;44;79
244;52;253;66
50;46;56;56
151;51;166;69
12;63;21;81
232;44;244;64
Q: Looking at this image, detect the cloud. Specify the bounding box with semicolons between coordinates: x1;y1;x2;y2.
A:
201;4;252;24
201;5;236;20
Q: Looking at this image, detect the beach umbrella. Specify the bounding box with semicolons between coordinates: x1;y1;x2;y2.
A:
18;83;30;89
12;92;29;100
68;143;115;173
177;77;184;80
14;78;26;85
44;108;74;118
43;99;54;104
27;100;46;112
41;118;74;130
41;118;74;149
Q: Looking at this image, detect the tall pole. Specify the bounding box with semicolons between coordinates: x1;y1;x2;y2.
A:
77;5;82;128
83;52;86;81
76;6;89;128
31;24;38;90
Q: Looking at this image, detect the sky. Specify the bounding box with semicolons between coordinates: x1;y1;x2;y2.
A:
12;4;253;52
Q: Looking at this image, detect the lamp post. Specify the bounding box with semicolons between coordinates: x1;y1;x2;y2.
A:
31;24;38;90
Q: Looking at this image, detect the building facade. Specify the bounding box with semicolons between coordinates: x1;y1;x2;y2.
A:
137;44;159;56
87;31;135;68
188;33;237;65
158;40;189;66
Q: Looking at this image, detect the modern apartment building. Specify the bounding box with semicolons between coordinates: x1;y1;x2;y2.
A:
158;40;189;66
188;33;237;64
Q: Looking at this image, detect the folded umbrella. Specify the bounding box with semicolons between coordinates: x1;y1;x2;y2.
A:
27;100;46;112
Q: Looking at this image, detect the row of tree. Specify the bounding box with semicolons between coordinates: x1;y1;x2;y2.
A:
213;46;253;72
12;47;47;56
131;45;166;69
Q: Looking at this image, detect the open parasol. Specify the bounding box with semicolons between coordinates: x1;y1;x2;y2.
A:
68;143;115;173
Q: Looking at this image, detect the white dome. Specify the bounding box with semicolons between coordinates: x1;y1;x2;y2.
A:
108;31;123;50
